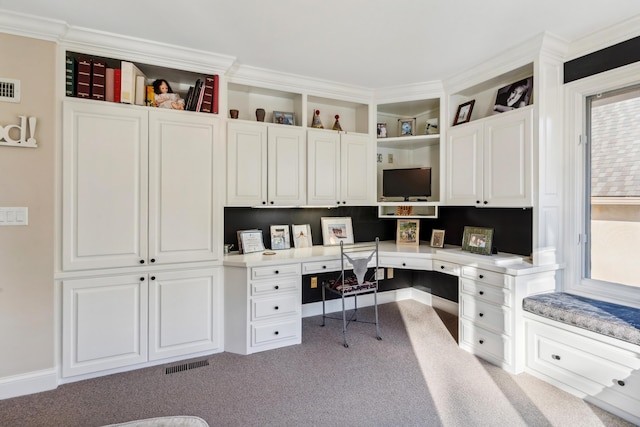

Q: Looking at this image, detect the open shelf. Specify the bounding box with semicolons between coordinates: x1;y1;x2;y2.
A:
227;83;303;123
378;203;439;219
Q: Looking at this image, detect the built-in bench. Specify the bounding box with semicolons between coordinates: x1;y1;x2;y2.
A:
522;292;640;345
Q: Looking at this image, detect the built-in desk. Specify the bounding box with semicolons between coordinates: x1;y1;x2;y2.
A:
223;241;560;373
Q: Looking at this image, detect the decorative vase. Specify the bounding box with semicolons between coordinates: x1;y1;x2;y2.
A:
311;109;324;128
230;109;239;119
256;108;266;122
332;114;342;131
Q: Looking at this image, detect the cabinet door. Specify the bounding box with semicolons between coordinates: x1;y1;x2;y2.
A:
148;111;221;263
62;100;148;270
62;274;148;377
226;121;267;206
446;121;483;206
148;268;223;361
483;108;532;207
341;132;374;205
267;126;306;206
307;129;340;205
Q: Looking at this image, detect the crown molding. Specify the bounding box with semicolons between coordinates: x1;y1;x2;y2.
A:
566;14;640;61
227;64;374;104
374;81;444;104
0;9;67;41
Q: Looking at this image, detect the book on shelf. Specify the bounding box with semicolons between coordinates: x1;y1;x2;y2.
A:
134;75;146;106
65;55;77;97
186;78;202;111
105;68;115;102
120;60;146;104
212;74;219;114
113;68;121;103
200;75;216;113
91;59;106;101
195;80;206;112
76;57;92;99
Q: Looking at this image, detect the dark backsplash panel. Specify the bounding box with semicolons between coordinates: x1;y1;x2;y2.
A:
224;205;532;256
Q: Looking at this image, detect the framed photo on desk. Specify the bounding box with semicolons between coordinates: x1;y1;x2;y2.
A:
396;219;419;246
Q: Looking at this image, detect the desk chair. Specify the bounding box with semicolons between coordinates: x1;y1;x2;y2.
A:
321;238;382;347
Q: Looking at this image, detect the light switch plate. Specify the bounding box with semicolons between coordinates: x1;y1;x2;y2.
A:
0;207;28;225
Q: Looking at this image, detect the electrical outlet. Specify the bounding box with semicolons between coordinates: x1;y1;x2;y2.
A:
387;267;394;279
387;153;394;163
310;276;317;289
376;268;385;280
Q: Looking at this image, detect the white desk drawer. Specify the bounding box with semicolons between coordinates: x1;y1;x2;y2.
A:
433;260;460;276
251;276;300;296
252;318;300;347
460;294;511;335
302;259;343;274
461;266;508;288
460;320;510;364
251;263;301;280
380;255;431;270
251;293;299;321
460;278;511;307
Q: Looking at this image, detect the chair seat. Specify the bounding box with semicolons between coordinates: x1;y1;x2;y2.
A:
325;275;377;295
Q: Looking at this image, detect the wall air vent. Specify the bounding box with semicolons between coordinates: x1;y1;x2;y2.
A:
0;78;20;103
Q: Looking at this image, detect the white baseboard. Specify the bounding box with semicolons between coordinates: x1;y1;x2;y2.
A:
0;368;57;400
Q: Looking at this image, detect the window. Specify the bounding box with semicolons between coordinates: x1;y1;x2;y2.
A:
586;87;640;288
564;62;640;306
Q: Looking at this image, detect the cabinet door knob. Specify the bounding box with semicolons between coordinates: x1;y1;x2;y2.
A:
476;200;481;204
483;201;488;205
479;291;484;295
139;260;145;264
274;285;279;290
342;201;346;204
440;265;445;269
150;258;156;263
402;263;406;267
336;201;340;205
151;276;156;280
479;313;484;317
479;274;484;279
270;201;274;205
262;201;266;205
140;277;145;281
551;354;561;360
616;380;625;386
479;339;484;344
322;265;327;269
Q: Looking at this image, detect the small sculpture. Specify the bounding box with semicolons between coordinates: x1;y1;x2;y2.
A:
256;108;266;122
332;114;342;131
311;109;324;128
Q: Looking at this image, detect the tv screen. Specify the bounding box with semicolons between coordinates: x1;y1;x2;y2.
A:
383;167;431;201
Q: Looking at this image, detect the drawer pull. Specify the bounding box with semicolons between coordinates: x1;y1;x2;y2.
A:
140;277;145;281
275;270;279;274
478;313;484;317
274;285;279;290
479;291;484;295
150;258;156;263
551;354;561;361
479;339;484;344
151;276;156;281
440;265;445;269
479;274;484;279
402;263;406;267
274;306;279;310
274;331;279;335
139;259;145;264
616;380;625;387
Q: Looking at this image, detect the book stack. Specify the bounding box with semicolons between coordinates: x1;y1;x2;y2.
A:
184;74;219;113
120;61;147;105
65;55;77;97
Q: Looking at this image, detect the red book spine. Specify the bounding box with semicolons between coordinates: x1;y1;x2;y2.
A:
91;59;106;101
212;74;219;114
113;69;121;103
76;57;92;99
200;76;215;113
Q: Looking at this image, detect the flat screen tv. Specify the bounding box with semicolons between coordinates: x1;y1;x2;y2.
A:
382;167;431;201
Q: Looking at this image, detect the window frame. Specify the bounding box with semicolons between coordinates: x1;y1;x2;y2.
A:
563;61;640;308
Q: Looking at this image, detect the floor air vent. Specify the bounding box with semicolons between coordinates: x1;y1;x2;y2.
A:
165;359;209;375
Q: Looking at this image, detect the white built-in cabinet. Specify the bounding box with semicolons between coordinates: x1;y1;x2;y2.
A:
61;99;224;378
307;129;374;206
446;106;533;207
226;121;306;206
62;268;222;377
62;100;221;270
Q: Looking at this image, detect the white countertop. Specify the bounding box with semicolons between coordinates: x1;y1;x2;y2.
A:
222;240;561;276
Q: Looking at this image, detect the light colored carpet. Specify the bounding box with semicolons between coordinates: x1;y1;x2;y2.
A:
0;300;633;426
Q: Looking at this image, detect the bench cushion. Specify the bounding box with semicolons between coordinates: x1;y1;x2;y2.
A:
523;292;640;346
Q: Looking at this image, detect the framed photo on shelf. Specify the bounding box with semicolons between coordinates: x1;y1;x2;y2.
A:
292;224;313;248
493;77;533;114
452;100;475;126
273;111;295;125
398;118;416;136
396;219;420;246
461;226;493;255
238;229;265;254
430;229;445;248
377;123;388;138
270;225;291;250
321;217;354;246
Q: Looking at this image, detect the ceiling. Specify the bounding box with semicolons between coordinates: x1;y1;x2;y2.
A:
1;0;640;88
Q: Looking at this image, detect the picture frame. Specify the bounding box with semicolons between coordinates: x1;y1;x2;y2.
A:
396;219;420;246
291;224;313;248
493;77;533;114
239;229;265;254
270;225;291;250
461;226;494;255
398;118;416;136
321;217;354;246
377;122;388;138
430;229;445;248
273;111;295;125
453;100;475;126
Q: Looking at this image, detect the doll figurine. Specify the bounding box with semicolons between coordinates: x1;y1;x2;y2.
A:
152;79;185;110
